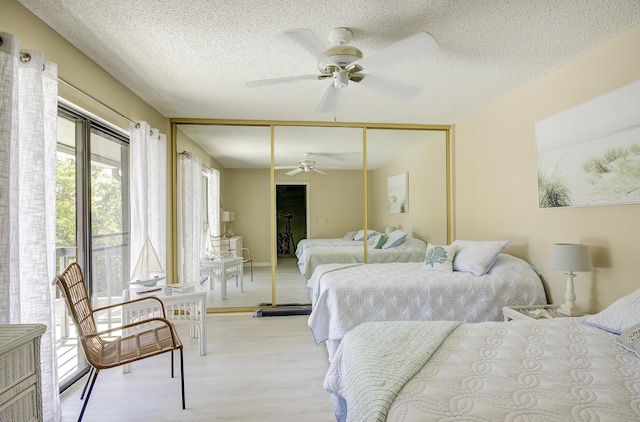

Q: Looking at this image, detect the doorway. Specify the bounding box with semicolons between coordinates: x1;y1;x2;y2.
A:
276;183;308;261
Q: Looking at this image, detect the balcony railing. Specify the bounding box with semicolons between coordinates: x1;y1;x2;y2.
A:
55;234;128;385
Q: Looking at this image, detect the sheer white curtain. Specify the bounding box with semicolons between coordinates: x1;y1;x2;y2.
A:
207;168;221;238
178;152;203;283
0;32;61;421
129;122;167;280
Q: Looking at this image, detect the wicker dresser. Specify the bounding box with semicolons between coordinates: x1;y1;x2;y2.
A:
0;324;46;422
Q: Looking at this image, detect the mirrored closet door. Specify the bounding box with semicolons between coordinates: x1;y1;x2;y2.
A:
172;120;450;312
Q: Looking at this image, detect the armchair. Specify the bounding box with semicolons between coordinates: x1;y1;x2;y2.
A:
53;263;185;421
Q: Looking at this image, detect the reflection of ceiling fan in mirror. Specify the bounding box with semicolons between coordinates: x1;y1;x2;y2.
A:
246;27;438;114
276;153;331;176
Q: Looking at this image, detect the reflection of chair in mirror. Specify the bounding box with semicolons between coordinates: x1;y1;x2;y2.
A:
204;234;245;298
209;234;233;257
53;262;185;421
210;233;253;283
232;246;253;282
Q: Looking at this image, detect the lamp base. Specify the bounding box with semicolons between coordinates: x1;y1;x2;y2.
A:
557;302;585;317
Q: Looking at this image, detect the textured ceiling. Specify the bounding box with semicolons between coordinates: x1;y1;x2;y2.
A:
18;0;640;126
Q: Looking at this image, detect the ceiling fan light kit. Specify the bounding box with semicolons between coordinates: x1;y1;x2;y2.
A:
247;27;439;114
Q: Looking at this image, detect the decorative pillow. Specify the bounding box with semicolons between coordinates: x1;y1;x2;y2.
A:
353;229;377;241
373;234;388;249
424;244;457;273
617;323;640;358
583;288;640;334
382;230;407;249
353;229;366;241
451;239;510;276
343;231;357;240
368;234;381;246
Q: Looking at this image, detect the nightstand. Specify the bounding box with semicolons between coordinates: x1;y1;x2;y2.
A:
502;304;584;321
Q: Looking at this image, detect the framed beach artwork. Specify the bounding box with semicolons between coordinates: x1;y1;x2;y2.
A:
387;172;408;213
535;79;640;208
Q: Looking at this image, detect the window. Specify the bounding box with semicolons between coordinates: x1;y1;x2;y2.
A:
54;104;130;391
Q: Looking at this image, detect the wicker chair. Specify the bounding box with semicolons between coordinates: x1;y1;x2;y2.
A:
53;263;185;421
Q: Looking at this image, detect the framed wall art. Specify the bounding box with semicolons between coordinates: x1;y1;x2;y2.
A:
535;79;640;208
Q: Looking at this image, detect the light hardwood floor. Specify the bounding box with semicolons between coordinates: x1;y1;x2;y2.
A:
204;257;311;309
60;313;335;421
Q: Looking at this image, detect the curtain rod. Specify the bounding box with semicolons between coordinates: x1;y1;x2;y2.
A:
179;151;212;171
58;76;140;128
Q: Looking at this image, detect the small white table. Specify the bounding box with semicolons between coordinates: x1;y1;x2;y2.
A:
502;304;582;321
122;283;207;372
200;257;244;299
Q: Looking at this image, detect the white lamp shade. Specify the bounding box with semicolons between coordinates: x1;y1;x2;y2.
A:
385;226;397;234
221;211;235;222
549;243;593;272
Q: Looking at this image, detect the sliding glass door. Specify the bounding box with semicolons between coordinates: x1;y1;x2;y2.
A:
54;106;130;390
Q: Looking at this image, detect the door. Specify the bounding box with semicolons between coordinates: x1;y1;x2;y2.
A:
275;183;309;305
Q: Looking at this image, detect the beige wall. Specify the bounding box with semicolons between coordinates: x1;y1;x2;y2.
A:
453;23;640;312
370;132;448;244
275;170;364;238
225;169;272;263
3;0;173;276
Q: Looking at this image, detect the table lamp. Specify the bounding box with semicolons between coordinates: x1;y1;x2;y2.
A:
221;211;235;236
549;243;593;316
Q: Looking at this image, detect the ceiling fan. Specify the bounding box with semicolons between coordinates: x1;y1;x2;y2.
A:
246;27;439;114
276;153;330;176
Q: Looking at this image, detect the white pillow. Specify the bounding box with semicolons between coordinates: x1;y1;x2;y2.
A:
382;230;407;249
424;244;457;273
583;288;640;334
617;323;640;358
353;229;377;241
353;229;366;241
451;239;510;276
342;231;357;240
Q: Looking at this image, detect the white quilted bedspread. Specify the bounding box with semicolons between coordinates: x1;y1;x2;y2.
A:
308;254;547;350
298;238;427;278
325;318;640;421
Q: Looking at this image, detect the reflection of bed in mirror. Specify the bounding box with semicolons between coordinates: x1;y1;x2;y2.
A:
324;288;640;421
307;241;547;360
296;230;427;279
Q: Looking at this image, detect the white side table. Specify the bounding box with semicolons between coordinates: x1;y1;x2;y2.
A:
122;283;207;372
200;257;244;299
503;304;583;321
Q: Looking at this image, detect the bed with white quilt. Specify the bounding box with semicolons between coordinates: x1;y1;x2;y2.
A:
324;287;640;422
297;230;426;279
295;230;375;259
307;240;547;360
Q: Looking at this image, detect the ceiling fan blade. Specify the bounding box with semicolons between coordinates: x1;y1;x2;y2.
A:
354;32;438;72
284;29;326;59
312;168;327;175
286;168;304;176
246;74;318;87
357;74;421;99
274;165;298;170
314;83;340;114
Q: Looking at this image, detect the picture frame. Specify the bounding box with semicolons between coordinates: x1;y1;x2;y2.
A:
535;79;640;208
387;172;408;213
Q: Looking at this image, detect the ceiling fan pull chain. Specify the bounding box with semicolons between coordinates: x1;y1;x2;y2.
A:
333;86;337;122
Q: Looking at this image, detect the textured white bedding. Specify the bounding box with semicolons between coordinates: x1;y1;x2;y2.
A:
307;254;547;360
325;317;640;421
295;238;364;260
297;237;427;278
